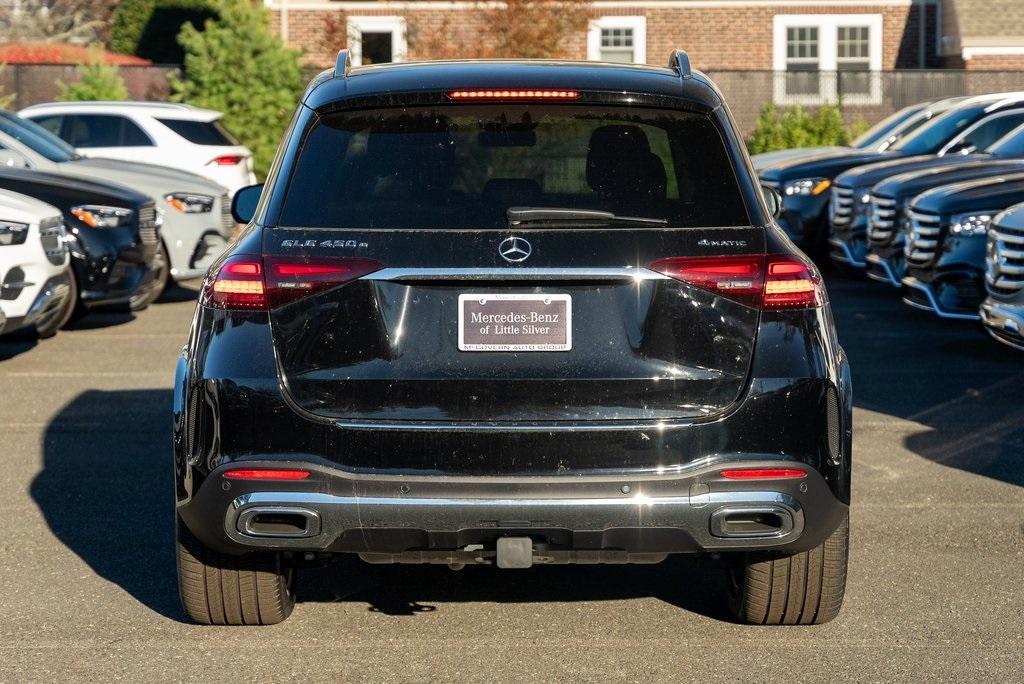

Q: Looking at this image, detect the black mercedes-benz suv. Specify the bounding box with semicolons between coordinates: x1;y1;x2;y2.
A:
760;93;1024;252
831;117;1024;273
902;172;1024;318
981;201;1024;349
173;53;852;626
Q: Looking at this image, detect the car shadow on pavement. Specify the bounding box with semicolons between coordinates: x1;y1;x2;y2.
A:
30;389;183;621
157;281;200;304
0;336;37;360
61;310;136;331
827;274;1024;487
31;388;737;623
301;554;736;621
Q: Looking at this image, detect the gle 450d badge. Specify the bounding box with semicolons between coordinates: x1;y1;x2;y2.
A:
281;239;369;249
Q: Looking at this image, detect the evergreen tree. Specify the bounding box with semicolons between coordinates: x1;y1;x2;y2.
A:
57;48;128;102
171;0;303;178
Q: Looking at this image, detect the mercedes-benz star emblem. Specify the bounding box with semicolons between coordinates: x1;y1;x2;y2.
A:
498;236;532;263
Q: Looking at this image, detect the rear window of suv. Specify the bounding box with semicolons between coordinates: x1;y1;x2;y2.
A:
278;105;749;229
157;118;238;145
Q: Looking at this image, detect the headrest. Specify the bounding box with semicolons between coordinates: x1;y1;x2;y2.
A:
586;125;666;202
482;178;542;206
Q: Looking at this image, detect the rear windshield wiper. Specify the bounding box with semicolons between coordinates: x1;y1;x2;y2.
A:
507;207;668;228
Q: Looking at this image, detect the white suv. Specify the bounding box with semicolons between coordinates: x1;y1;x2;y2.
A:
20;102;256;195
0;188;74;338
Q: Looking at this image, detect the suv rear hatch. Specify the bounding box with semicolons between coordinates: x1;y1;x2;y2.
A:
257;100;766;422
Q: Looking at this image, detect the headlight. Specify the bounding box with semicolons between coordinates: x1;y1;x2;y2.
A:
70;205;133;228
0;219;29;246
165;192;214;214
782;178;832;197
949;211;998;237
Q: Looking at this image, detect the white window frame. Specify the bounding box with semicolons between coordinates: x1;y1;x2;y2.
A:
587;16;646;65
346;15;407;66
772;14;883;106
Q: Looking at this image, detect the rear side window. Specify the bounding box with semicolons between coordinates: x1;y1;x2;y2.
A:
65;114;153;148
157;118;238;145
32;115;64;137
278;105;749;229
960;112;1024;152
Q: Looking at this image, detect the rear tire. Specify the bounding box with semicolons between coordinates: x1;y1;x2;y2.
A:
175;518;295;625
727;514;848;625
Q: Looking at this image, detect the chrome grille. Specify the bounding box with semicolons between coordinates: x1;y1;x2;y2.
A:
867;194;901;247
904;210;942;266
38;215;67;266
830;185;853;226
138;203;159;245
986;219;1024;296
220;192;234;235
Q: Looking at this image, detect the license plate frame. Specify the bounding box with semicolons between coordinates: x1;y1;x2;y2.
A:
458;293;572;352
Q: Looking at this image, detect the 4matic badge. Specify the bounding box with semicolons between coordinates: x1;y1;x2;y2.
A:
697;238;747;248
280;239;369;249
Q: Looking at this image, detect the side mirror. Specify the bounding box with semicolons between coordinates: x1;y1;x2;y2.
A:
762;184;783;219
230;184;263;224
945;141;975;156
878;134;898;152
0;149;30;168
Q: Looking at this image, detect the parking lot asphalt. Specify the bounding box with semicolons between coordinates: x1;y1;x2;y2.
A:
1;275;1022;682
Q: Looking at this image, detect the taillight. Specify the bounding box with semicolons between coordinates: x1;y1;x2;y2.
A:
264;256;383;307
720;468;807;480
208;258;265;309
762;257;822;309
208;154;244;166
203;255;383;310
649;254;824;310
649;255;763;307
223;468;311;481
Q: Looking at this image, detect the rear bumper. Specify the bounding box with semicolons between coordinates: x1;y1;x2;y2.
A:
980;299;1024;350
179;459;848;558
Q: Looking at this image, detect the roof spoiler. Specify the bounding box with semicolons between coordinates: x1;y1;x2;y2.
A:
668;49;692;80
335;49;351;79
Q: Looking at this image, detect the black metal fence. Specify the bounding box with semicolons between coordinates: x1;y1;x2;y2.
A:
5;65;1024;136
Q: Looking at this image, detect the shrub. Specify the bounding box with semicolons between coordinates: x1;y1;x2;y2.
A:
171;0;304;178
110;0;219;64
56;47;129;101
747;103;858;154
0;64;14;109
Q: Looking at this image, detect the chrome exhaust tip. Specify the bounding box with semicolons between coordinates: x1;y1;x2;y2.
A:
236;507;321;538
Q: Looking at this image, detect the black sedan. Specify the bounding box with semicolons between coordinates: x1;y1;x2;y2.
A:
0;168;161;315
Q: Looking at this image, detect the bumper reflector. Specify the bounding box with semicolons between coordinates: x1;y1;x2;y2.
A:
223;468;311;481
719;468;807;480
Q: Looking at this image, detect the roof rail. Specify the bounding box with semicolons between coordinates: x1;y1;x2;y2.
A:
669;49;692;80
335;49;351;79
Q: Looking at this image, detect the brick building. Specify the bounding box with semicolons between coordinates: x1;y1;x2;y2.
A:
264;0;1024;120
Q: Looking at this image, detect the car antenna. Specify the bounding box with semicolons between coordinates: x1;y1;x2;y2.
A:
669;49;692;80
335;49;351;79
